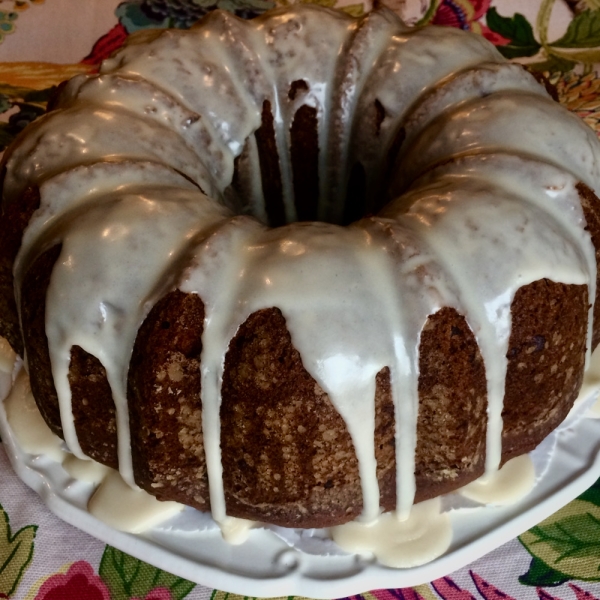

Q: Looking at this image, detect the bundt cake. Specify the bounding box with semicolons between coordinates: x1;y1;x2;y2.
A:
1;3;600;532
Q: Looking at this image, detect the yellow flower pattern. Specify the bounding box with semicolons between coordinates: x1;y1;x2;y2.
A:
0;62;94;91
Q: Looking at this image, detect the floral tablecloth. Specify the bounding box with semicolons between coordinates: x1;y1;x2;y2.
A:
3;0;600;598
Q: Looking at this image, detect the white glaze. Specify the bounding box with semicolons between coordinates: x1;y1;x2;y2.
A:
331;497;452;568
63;454;111;484
459;455;536;505
397;92;600;194
0;346;189;533
4;369;64;462
4;4;600;554
582;347;600;417
89;470;183;534
220;517;256;545
43;186;230;482
384;155;596;475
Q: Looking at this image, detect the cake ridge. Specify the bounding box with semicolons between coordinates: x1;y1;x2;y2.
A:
398;90;600;194
324;5;404;222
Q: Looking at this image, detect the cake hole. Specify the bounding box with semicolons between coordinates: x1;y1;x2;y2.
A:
343;162;367;225
255;99;286;227
289;79;309;100
243;94;404;227
389;127;406;167
377;125;407;212
290;104;319;221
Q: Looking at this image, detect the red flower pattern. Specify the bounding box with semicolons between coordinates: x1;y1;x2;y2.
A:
81;23;129;65
470;570;516;600
432;0;489;27
569;583;600;600
431;0;509;46
32;562;174;600
34;561;110;600
361;589;426;599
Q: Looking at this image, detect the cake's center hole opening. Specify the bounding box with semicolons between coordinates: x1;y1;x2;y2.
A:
227;83;400;227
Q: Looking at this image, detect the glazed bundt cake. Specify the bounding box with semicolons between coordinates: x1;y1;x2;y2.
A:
1;3;600;531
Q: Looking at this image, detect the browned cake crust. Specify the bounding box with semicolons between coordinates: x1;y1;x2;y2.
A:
578;181;600;350
69;346;118;469
289;81;319;222
19;242;119;465
0;177;40;356
255;100;285;227
373;368;396;510
127;278;588;521
415;307;488;501
502;280;588;462
20;244;63;438
221;307;362;527
128;290;209;509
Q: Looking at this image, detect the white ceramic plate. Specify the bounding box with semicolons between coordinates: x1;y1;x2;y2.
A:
2;364;600;599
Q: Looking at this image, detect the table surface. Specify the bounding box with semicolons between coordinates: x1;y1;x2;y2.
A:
3;0;600;598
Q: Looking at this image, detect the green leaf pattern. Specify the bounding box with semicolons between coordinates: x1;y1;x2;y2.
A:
485;2;600;69
518;556;572;587
520;498;600;584
99;546;195;600
0;503;36;597
554;10;600;48
485;8;541;59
